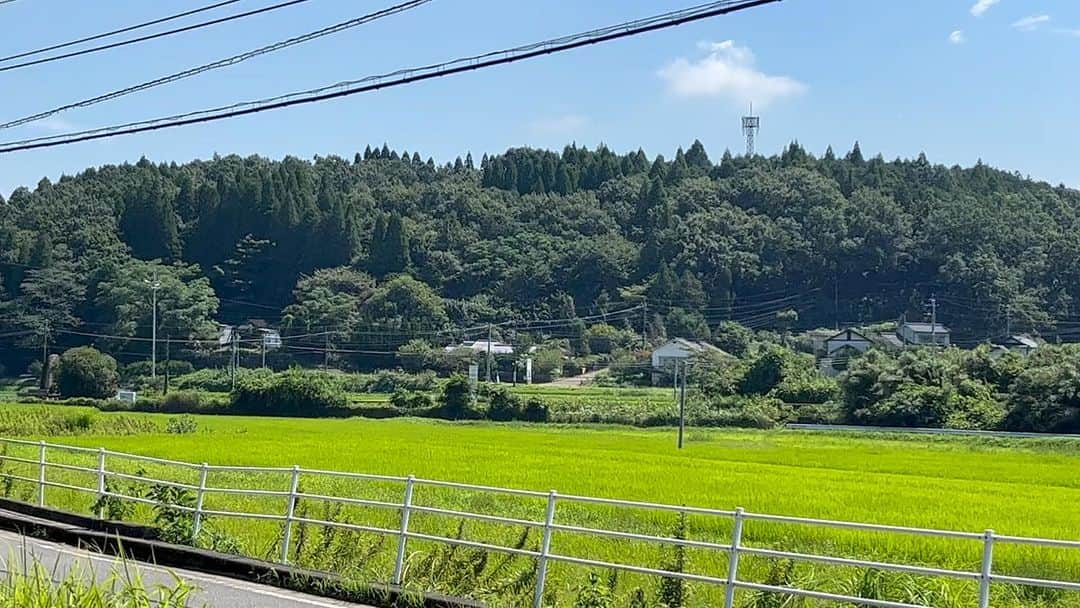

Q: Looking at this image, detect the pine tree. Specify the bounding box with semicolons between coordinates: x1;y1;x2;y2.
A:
554;164;574;195
680;270;707;309
848;141;865;165
367;213;389;276
648;155;667;181
685;139;711;170
363;145;373;160
384;214;411;274
464;152;474;170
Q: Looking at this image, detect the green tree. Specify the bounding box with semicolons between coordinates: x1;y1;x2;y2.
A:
57;347;119;398
96;259;219;342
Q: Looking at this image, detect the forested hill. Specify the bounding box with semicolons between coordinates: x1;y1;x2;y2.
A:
2;140;1080;364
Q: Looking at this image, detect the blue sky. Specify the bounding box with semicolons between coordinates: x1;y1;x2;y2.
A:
0;0;1078;195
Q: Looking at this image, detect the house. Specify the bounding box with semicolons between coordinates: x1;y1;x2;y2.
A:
990;334;1040;357
824;329;874;356
444;340;515;355
650;338;730;384
818;329;874;377
898;322;950;347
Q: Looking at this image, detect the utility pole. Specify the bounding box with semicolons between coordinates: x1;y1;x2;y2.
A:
261;335;267;369
677;360;687;449
144;272;161;380
40;319;49;390
1005;303;1012;336
641;302;648;349
324;333;330;370
486;323;493;383
230;330;239;391
929;294;938;347
164;335;171;396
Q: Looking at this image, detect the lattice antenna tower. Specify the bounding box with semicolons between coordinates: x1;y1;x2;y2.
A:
742;102;760;156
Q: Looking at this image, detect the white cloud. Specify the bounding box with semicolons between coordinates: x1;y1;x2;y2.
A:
528;114;589;136
1053;27;1080;37
970;0;1000;17
30;117;77;134
657;40;806;108
1012;14;1051;31
949;30;966;44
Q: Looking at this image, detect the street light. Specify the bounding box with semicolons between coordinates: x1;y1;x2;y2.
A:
144;272;162;380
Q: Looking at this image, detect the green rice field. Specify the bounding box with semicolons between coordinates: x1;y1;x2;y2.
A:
0;404;1077;607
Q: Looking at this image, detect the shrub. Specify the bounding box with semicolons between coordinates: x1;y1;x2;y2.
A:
486;386;521;422
856;384;950;428
521;397;550;423
159;390;213;413
165;415;199;434
121;360;194;384
439;374;473;420
56;347;119;399
389;389;433;410
174;368;272;392
231;369;347;416
771;374;840;404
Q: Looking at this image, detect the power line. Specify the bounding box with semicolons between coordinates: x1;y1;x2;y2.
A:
0;0;319;75
0;0;782;152
0;0;435;131
0;0;244;64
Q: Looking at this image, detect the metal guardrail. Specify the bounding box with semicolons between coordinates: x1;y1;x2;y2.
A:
0;437;1077;608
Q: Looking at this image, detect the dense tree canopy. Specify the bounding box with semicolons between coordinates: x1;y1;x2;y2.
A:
2;141;1079;372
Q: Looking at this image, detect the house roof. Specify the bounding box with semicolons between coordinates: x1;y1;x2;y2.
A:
445;340;515;355
993;335;1039;349
826;328;872;343
901;322;950;334
657;338;730;356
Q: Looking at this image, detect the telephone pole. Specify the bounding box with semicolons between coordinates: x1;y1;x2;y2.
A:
164;335;171;395
1005;303;1012;336
144;272;161;379
486;323;493;383
677;360;687;449
40;319;49;390
928;295;938;347
641;302;648;349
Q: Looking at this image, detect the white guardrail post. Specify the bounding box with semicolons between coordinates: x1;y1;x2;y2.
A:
533;490;558;608
979;529;995;608
95;448;106;518
723;507;746;608
392;475;416;586
192;463;209;540
36;440;46;507
280;465;301;565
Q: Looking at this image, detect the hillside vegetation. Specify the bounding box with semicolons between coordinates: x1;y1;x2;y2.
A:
2;142;1079;373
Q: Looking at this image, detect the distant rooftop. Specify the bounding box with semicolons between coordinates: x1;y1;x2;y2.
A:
901;322;950;334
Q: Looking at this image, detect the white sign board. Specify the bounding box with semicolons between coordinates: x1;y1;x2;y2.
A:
468;364;479;385
525;357;533;384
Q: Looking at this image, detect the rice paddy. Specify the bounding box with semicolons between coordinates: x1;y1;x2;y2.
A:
0;403;1076;607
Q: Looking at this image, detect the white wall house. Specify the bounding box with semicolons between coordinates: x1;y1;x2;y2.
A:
898;322;950;347
825;329;873;356
444;340;515;355
650;339;730;384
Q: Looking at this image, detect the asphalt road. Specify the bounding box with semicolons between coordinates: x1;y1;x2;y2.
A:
0;528;371;608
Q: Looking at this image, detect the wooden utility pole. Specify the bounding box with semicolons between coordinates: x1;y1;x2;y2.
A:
677;360;687;449
164;335;171;396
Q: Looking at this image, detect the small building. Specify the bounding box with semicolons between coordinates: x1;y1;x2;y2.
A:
445;340;515;356
990;334;1039;357
898;322;950;347
824;329;873;356
650;339;730;384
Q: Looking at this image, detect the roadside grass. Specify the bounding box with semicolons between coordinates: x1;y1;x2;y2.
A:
0;404;1076;606
0;554;194;607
